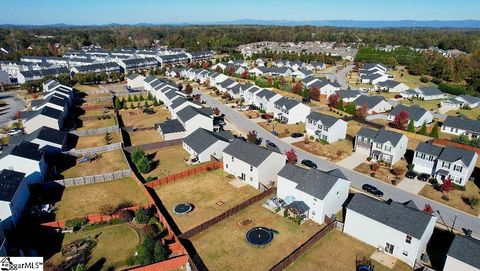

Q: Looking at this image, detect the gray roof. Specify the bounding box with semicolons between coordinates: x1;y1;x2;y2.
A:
182;128;232;154
347;194;434;239
415;142;443;157
256;89;277;100
0;141;43;161
356;127;379;140
176;106;211;123
374;129;405;146
418;87;444;96
170;98;189;109
223;139;278;167
403;89;419;95
287;201;310;214
274;97;301;110
0;169;26;202
459;95;480;105
9;126;67;146
306;112;340;127
278;164;348;200
443;115;480;134
336;90;362;99
438;146;477;166
353;95;388;109
220;78;236;88
158;119;185;134
389;104;429;122
377;80;402;88
447;235;480;269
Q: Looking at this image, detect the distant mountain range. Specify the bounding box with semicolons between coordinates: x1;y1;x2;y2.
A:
1;20;480;29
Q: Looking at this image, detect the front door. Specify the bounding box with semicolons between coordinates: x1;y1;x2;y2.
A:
385;243;394;254
240;173;245;181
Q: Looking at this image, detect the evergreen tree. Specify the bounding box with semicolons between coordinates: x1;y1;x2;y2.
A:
429;123;440;138
407;119;415;132
127;95;132;102
139;95;144;101
114;96;122;110
419;122;428;135
153;242;168;262
130;103;135;109
137;102;141;108
137;156;152;174
131;147;145;164
133;95;139;102
144;100;149;107
153;99;159;107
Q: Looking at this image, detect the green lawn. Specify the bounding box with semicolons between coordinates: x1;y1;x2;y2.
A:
398;99;441;111
446;107;480;120
390;70;435;89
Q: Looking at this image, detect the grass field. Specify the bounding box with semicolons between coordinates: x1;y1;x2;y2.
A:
143;145;198;179
293;139;353;162
78;117;117;130
51;223;140;270
58;149;129;179
391;69;434;89
75;132;121;149
129;130;163;146
74;84;100;92
258;121;305;138
190;200;322;271
398;99;441;111
446;107;480;120
54;177;149;220
286;230;412;271
154;170;259;232
120;106;170;128
419;181;480;216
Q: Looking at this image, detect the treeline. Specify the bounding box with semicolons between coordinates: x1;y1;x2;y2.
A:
246;51;341;64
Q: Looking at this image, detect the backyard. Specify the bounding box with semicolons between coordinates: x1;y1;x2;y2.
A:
77;117;117;130
398;98;441;111
286;230;412;271
390;69;434;89
354;160;408;186
54;177;149;220
419;181;480;216
446;107;480;120
189;200;322;271
258;121;305;138
143;145;199;179
293;139;353;162
57;149;129;179
129;130;163;146
75;132;121;149
154;170;259;232
120;106;170;128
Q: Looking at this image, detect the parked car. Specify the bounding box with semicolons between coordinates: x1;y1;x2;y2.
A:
405;171;418;179
248;105;258;110
394;94;403;99
7;128;23;136
417;173;430;182
291;132;303;138
362;184;384;197
265;140;277;149
237;105;250;111
272;197;286;208
261;113;273;120
301;159;317;169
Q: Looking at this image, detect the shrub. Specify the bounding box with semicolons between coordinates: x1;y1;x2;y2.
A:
117;209;135;222
116;200;134;210
131;147;146;164
99;204;117;216
370;163;380;172
65;217;88;229
145;176;156;182
135;207;152;224
391;166;406;177
142;224;159;237
366;157;372;161
148;216;159;225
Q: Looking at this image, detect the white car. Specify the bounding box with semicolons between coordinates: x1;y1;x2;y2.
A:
237;105;250;111
7;128;23;136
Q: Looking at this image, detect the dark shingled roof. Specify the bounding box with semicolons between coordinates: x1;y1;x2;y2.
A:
274;97;301;110
447;235;480;269
347;194;434;239
0;141;43;161
418;86;444;96
356;127;379;140
183;128;232;154
177;106;211;123
438;146;477;166
353;95;389;109
389;104;429;122
40;106;63;120
223;139;278;167
415;142;443;157
158;119;185;134
0;170;26;202
287;201;310;214
256;89;277;100
278;164;349;199
443;115;480;134
9;126;67;146
374;129;405;147
307;112;341;127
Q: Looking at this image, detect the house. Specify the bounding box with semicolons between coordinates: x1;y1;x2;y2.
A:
183;128;233;162
306;61;326;71
309;81;341;98
31;94;69;113
387;105;433;127
344;194;436;267
176;106;213;135
218;78;237;93
277;164;350;224
0;141;47;182
227;59;247;67
354;128;408;164
70;62;122;75
442;115;480;139
412;142;444;176
288;61;305;71
444;235;480;271
169;98;201;117
0;170;31;229
400;89;420;99
126;73;146;89
273;97;311;124
441;95;480;111
352;95;392;114
17;67;69;84
0;70;10;85
9;126;67;153
118;58;158;72
253;89;282;113
222;139;285;190
416;87;448;101
336;90;363;102
291;69;313;79
243;86;262;105
306;112;347;143
23;106;66;134
262;67;292;77
376;80;409;92
156;119;185;141
272;60;289;68
360;73;389;85
254;58;266;67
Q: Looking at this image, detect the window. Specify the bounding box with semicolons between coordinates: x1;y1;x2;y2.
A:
336;191;340;198
403;251;408;256
385;146;392;152
312;211;316;216
376;143;382;148
442;161;451;169
231;157;234;162
421;153;426;159
428;155;434;162
225;164;228;169
324;127;329;132
318;125;323;130
405;235;412;244
313;198;317;202
453;165;463;172
250;165;253;172
250;177;253;182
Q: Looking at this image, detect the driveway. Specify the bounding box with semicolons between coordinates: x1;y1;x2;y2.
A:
281;136;305;144
0;91;26;127
336;152;368;169
397;178;427;195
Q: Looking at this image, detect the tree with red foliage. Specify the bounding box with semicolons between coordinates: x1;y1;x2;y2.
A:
247;130;258;144
185;84;193;95
279;76;286;87
193;94;201;102
189;62;195;68
309;85;320;101
13;111;21;120
286;149;298;164
178;83;184;91
355;104;369;119
202;62;209;69
241;70;249;79
292;81;302;95
267;77;273;86
441;177;454;200
392;111;409;130
227;66;235;76
422;204;434;215
215;66;222;73
212;107;220;116
328;93;339;108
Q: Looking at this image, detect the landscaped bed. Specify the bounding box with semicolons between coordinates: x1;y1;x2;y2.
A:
142;145;200;179
258;121;305;138
57;149;129;179
75;132;121;149
129;130;163;146
292;139;353;162
120;106;170;128
419;181;480;216
77;117;117;130
353;160;408;186
286;230;412;271
54;177;149;221
154;170;259;232
189;200;321;271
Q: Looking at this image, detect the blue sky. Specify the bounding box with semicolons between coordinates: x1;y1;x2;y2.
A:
2;0;479;25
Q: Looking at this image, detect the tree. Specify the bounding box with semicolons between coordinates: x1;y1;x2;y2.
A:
75;264;87;271
178;83;183;91
193;94;201;102
247;130;258;144
441;177;454;200
227;66;235;76
309;86;320;101
429;123;440;138
144;100;149;107
241;70;249;79
267;77;273;86
286;149;298;164
407;119;415;132
133;95;139;102
114;96;122;110
422;204;434;214
139;95;144;101
127;95;132;102
185;84;193;95
137;156;152;174
153;242;168;262
292;81;302;94
419;122;428;135
392;111;409;130
13;111;21;120
355;104;369;119
153;99;160;107
131;147;146;164
212;107;220;115
135;207;152;224
328;93;339;108
130;103;135;109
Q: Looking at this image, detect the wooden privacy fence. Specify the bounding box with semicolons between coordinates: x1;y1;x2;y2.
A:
123;126;157;132
72;125;119;136
180;187;276;239
129;255;190;271
115;91;150;98
343;116;384;129
46;169;131;187
124;139;182;153
433;138;480;155
66;142;122;156
145;161;223;188
83;96;113;102
269;223;334;271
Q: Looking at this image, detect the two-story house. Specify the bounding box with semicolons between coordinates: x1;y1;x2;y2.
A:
305;112;347;143
183;128;233;163
0;141;47;183
273;97;311;124
444;235;480;271
412;142;444;176
435;146;477;186
354;128;408;164
176;106;213;136
253;89;282;113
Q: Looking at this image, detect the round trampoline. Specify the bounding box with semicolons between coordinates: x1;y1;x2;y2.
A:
173;203;193;215
246;227;274;247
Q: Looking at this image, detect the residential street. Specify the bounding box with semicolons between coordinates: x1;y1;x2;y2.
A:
195;88;480;237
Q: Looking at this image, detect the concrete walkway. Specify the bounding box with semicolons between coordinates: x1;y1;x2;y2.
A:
397;178;427;195
336;152;368;169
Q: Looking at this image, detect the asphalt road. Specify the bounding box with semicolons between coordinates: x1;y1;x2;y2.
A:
0;91;26;126
334;64;354;90
195;88;480;237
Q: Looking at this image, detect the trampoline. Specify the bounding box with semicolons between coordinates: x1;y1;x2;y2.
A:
173;203;193;215
246;227;274;247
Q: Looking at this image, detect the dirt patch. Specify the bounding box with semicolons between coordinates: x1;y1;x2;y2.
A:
293;139;353;162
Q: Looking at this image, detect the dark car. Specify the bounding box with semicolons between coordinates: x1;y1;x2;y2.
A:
417;173;430;182
362;184;384;197
291;132;303;138
265;140;277;149
301;159;317;169
394;94;403;99
235;136;247;142
405;171;418;179
248;105;258;110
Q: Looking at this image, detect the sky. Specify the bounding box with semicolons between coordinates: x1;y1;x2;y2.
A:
1;0;479;25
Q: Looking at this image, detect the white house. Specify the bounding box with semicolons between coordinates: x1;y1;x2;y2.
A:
387;104;433;127
291;69;313;79
156;119;185;141
182;128;233;162
305;61;326;71
222;139;285;190
9;126;67;153
306;112;347;143
23;106;65;134
31;94;69;113
253;89;282;113
376;80;410;92
344;194;437;267
309;81;341;99
243;86;262;105
273;97;311;124
336;90;363;103
277;164;350;224
217;78;237;93
126;73;146;89
0;170;31;229
169;98;202;117
354;128;408;164
416;87;448;101
441;95;480;111
352;95;392;114
0;141;47;183
442;115;480;139
444;235;480;271
176;106;213;135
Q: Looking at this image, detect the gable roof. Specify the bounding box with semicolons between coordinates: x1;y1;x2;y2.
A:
389;104;429;122
377;80;402;88
415;142;443;157
274;97;301;110
158;119;185;134
9;126;67;146
0;141;43;161
306;111;341;127
223;139;278;167
418;87;444;96
356;127;379;139
0;169;26;202
374;129;405;146
438;146;477;166
353;95;388;109
256;89;277;100
336;90;362;99
278;164;348;200
183;128;232;154
447;235;480;269
347;194;434;239
177;106;211;123
443;115;480;134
